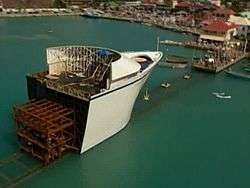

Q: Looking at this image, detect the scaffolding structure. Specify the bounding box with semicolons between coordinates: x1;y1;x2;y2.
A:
47;46;119;76
13;99;77;165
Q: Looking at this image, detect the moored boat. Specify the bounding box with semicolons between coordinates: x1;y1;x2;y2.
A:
143;89;150;101
159;55;188;68
183;74;191;80
161;82;171;88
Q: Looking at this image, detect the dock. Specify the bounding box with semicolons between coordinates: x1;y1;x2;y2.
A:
192;53;250;73
160;40;219;51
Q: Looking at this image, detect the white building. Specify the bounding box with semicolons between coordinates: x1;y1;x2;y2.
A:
228;15;250;37
124;1;142;6
208;0;221;7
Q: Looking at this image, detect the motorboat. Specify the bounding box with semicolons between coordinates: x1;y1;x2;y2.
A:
161;82;171;88
143;89;150;101
183;74;191;80
159;55;188;68
212;92;231;99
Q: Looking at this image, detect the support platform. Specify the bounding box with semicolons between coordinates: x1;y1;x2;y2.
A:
13;99;77;165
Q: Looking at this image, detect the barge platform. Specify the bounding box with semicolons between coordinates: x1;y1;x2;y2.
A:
192;53;250;73
13;99;77;165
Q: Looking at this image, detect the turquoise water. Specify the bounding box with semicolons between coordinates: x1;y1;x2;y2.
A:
1;16;250;188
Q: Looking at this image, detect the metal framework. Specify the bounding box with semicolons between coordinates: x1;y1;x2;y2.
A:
47;46;120;76
13;99;77;165
45;46;118;100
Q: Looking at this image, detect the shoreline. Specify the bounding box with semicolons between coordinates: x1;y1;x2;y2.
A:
0;12;81;18
99;15;200;36
0;12;200;36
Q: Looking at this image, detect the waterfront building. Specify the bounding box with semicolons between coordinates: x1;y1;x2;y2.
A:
228;15;250;38
208;0;221;7
200;20;237;43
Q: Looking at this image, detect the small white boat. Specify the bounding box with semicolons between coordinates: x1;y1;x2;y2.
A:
184;74;191;80
48;30;53;33
215;94;231;99
212;92;231;99
161;82;171;88
143;89;150;101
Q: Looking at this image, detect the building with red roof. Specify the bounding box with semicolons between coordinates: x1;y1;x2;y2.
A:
202;20;237;33
200;20;238;42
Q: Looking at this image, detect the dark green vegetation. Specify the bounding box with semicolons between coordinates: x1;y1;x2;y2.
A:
221;0;249;12
53;0;66;8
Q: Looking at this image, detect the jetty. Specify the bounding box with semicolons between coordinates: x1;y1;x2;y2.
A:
160;40;219;51
192;53;250;73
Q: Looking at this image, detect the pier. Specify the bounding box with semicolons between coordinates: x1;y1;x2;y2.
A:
160;38;249;74
192;53;250;73
160;40;219;51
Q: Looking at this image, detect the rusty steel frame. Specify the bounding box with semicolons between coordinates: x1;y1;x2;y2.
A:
13;99;77;165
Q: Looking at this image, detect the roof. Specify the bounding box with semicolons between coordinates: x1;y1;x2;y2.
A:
200;16;222;25
213;7;235;16
228;15;250;26
176;1;192;8
202;20;238;33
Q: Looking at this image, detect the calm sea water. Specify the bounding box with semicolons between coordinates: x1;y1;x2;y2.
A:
0;16;250;188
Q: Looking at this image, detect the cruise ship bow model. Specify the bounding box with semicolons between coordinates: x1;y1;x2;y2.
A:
13;46;162;164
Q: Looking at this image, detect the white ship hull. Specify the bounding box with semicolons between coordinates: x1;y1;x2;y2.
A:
80;51;162;153
81;74;148;153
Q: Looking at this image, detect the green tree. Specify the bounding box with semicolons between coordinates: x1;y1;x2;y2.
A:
53;0;66;8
